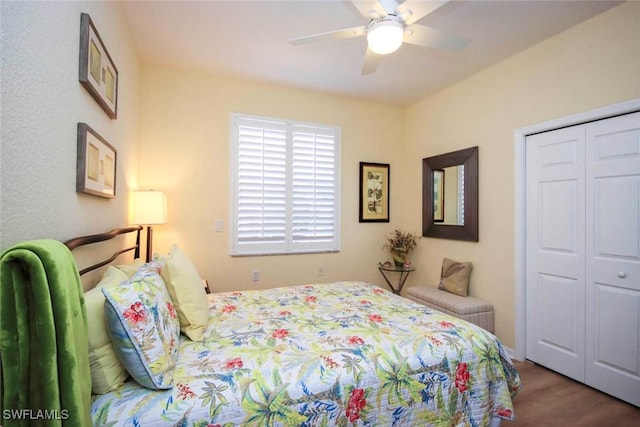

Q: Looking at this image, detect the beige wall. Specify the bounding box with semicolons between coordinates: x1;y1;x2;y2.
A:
401;1;640;347
138;66;404;291
136;2;639;348
0;1;140;255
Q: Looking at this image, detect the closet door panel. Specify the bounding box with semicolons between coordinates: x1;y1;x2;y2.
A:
593;176;638;258
585;111;640;407
526;126;586;382
592;285;639;371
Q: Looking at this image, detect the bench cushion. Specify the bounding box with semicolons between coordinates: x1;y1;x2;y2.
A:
404;286;494;333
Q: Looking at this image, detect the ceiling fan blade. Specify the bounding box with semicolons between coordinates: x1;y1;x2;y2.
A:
395;0;450;26
403;24;471;51
289;26;366;46
362;47;381;75
378;0;401;15
349;0;386;19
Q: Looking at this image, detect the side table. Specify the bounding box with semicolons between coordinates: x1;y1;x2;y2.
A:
377;263;415;295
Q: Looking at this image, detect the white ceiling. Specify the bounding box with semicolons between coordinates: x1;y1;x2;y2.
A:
122;0;622;106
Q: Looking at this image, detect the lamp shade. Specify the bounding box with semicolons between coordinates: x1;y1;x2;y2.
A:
131;190;167;225
367;19;404;55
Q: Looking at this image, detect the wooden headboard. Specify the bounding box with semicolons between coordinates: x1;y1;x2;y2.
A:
64;226;143;275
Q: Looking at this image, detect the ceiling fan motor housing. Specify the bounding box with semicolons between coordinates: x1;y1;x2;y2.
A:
367;15;404;55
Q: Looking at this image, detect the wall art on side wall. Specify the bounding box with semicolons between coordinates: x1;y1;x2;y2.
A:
79;13;118;119
76;123;116;198
359;162;390;222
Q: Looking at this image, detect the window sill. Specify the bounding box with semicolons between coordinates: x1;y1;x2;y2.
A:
230;249;339;257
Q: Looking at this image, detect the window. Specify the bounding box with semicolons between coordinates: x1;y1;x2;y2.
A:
230;114;341;255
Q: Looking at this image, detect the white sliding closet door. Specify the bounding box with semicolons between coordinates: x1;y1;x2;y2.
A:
526;111;640;407
585;112;640;406
526;126;586;383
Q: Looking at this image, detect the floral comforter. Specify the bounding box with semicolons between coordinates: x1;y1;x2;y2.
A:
91;282;520;426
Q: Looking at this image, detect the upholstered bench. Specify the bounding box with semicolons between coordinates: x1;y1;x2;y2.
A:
404;286;494;333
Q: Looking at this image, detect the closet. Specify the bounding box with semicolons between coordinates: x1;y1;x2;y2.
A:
525;111;640;407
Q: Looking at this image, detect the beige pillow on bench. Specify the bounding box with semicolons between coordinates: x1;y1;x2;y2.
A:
438;257;473;297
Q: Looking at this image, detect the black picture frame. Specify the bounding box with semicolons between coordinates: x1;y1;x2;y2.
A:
79;13;118;119
359;162;390;222
76;123;117;199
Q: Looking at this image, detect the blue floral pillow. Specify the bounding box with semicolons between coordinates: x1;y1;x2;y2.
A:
102;261;180;389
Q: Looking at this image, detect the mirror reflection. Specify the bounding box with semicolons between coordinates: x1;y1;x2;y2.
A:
422;146;478;242
433;165;464;225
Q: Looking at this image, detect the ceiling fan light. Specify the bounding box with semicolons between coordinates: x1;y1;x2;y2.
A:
367;19;404;55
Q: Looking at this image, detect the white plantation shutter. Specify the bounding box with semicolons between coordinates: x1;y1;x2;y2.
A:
235;118;287;249
291;125;338;249
231;114;340;255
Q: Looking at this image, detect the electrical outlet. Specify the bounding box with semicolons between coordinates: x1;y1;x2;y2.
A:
252;270;260;281
214;220;223;232
318;267;324;277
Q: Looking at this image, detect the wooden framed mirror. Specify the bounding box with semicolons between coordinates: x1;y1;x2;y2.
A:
422;146;478;241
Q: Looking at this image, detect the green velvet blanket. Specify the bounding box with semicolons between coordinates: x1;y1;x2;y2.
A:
0;240;91;426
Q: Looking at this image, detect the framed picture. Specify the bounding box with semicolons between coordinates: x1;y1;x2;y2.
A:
433;169;445;222
359;162;390;222
76;123;117;198
79;13;118;119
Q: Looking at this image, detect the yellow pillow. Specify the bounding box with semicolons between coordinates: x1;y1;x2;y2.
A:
160;244;209;341
85;266;130;394
438;257;473;297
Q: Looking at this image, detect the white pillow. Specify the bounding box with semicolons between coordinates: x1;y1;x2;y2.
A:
85;266;130;394
114;258;144;277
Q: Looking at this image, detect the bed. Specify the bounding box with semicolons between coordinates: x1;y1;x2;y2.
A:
1;227;520;426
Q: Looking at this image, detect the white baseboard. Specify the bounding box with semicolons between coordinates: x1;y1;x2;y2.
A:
504;345;520;361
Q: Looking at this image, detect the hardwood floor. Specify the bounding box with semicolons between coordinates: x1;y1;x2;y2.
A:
504;360;640;426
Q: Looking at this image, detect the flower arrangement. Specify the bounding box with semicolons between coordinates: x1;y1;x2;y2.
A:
383;229;421;267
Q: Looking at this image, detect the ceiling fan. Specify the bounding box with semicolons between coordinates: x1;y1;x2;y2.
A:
289;0;470;75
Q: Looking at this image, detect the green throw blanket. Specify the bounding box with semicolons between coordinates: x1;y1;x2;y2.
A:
0;240;91;426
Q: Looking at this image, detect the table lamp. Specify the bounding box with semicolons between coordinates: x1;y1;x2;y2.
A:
131;190;167;262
